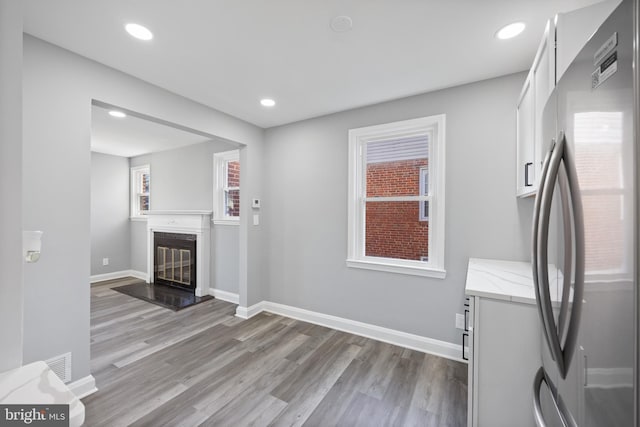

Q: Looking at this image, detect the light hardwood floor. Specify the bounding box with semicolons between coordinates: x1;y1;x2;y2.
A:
83;278;467;426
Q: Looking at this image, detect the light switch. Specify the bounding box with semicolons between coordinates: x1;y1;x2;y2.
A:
253;214;259;226
252;198;261;208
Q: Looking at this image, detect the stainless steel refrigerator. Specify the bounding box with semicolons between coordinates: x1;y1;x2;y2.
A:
531;0;638;425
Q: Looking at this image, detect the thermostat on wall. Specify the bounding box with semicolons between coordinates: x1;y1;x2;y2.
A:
252;198;261;208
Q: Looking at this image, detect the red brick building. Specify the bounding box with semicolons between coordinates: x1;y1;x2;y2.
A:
364;138;429;261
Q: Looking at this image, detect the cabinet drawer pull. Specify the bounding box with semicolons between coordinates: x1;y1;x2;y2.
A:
525;162;534;187
462;333;469;361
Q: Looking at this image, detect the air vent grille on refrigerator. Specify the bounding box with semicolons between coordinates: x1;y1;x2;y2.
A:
45;352;72;383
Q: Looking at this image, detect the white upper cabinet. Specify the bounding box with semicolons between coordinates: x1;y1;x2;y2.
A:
516;73;535;197
516;0;621;198
516;20;554;198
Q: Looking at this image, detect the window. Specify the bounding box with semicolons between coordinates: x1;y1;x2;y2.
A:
130;165;150;219
347;115;446;278
213;150;240;224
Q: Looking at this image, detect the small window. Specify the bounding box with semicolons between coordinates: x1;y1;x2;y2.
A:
213;150;240;224
347;115;446;278
131;165;150;219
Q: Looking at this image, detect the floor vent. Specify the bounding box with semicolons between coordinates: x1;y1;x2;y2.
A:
45;352;72;384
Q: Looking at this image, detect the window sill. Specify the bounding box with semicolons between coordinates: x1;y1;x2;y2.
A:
130;217;148;222
213;218;240;226
346;258;446;279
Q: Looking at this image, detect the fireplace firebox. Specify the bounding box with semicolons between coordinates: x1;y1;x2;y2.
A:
153;232;197;292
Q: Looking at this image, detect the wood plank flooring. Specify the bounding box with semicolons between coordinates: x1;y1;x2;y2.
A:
83;278;467;426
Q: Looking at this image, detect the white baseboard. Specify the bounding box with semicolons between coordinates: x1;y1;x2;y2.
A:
209;288;239;304
68;374;97;399
128;270;149;281
235;301;267;319
234;300;464;363
90;270;148;284
587;367;633;389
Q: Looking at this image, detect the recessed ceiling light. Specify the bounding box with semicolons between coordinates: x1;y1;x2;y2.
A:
496;22;525;40
125;23;153;41
260;98;276;107
330;15;353;32
108;110;127;118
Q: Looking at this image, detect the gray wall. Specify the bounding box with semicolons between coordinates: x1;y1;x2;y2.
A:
0;0;23;372
90;152;131;276
129;141;241;294
22;35;263;382
263;72;534;345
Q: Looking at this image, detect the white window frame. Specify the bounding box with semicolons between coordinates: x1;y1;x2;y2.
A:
130;164;150;220
213;150;240;225
347;115;446;278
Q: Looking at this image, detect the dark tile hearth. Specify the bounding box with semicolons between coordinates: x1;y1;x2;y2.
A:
112;281;213;311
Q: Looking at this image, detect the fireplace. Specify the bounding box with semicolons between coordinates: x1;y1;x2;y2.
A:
154;232;196;291
146;211;212;297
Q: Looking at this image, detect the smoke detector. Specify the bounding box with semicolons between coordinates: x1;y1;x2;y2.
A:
330;15;353;32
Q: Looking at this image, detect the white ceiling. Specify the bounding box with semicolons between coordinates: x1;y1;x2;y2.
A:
91;105;214;157
24;0;604;129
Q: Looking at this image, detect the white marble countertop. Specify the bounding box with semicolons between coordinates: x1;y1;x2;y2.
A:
465;258;538;305
0;361;85;426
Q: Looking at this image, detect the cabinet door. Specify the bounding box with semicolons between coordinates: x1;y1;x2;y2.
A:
474;298;541;427
532;20;555;191
467;296;477;427
516;72;534;197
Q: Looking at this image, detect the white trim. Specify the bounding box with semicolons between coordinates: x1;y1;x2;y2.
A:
209;288;239;304
587;367;633;389
68;375;97;399
234;300;463;362
90;270;149;284
213;218;240;226
346;259;446;278
347;115;446;277
128;270;149;281
235;301;267;319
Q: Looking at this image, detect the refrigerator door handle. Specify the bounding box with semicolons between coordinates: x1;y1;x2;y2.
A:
536;132;586;379
533;366;569;427
557;132;586;378
532;141;555;358
556;163;573;339
536;135;565;372
533;367;548;427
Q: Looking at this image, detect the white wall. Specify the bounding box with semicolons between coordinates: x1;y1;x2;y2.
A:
90;152;131;276
0;0;24;372
263;72;534;345
129;141;240;294
22;35;264;382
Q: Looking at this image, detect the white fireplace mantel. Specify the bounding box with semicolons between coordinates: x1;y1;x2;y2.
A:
146;210;212;297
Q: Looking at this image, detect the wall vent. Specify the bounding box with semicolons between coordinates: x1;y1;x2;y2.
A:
45;352;72;384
